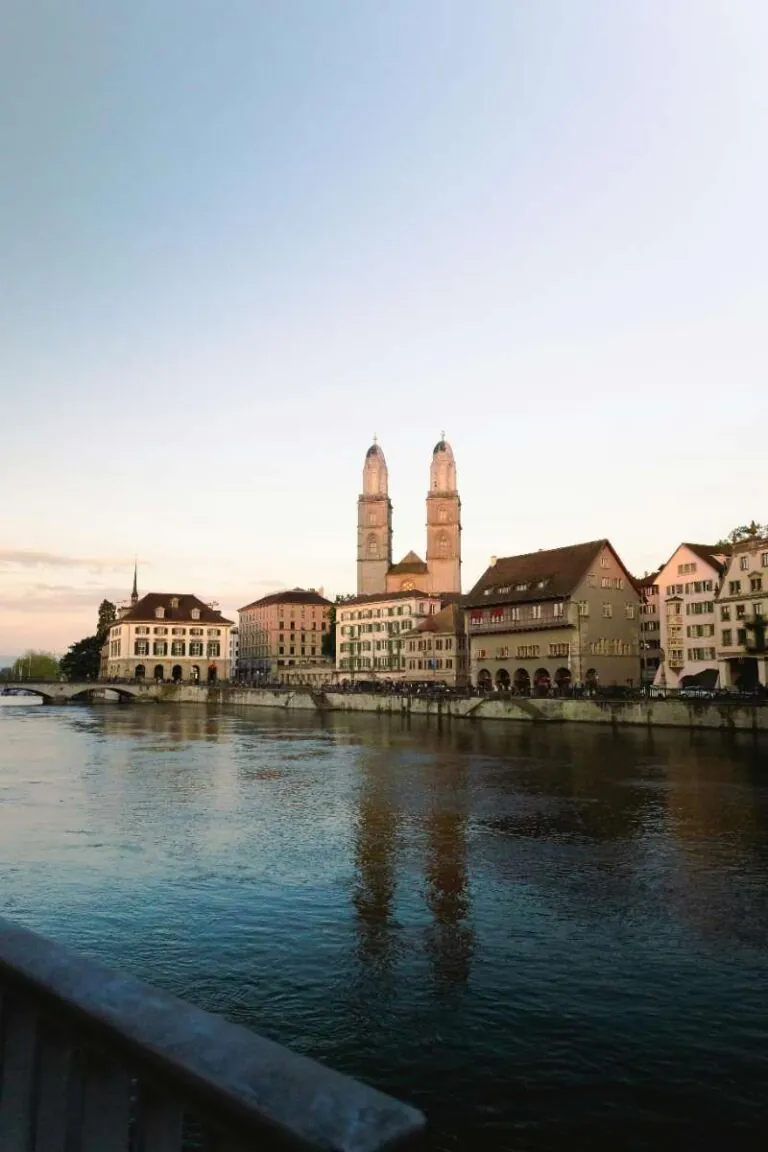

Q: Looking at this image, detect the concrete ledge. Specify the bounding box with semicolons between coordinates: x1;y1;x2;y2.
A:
0;916;425;1152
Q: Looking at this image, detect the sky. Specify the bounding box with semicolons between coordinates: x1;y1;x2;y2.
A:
2;0;767;659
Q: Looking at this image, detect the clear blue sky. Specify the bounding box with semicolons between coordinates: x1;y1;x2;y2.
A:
2;0;767;655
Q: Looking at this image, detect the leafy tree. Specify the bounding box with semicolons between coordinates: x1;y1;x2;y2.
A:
322;603;337;660
97;599;117;643
60;635;101;680
0;666;13;681
11;650;60;680
715;521;767;548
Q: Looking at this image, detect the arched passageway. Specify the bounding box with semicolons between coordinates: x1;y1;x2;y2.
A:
172;665;183;682
554;667;571;693
154;665;164;681
534;668;551;696
135;665;145;680
477;669;492;691
513;668;530;695
496;668;510;690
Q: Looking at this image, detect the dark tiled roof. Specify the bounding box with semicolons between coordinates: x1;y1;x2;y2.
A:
239;588;332;612
637;571;661;587
119;594;233;625
465;539;637;608
366;443;384;459
681;543;731;571
387;550;428;575
341;588;436;607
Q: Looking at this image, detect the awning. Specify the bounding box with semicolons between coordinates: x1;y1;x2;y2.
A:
679;667;719;689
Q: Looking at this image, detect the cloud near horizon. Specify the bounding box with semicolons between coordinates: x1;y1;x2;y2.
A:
0;550;140;571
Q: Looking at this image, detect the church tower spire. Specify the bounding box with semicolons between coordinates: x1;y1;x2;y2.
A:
357;438;392;595
131;560;139;605
426;435;461;594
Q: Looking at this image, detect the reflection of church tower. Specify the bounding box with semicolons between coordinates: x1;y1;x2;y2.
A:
357;439;393;595
426;436;461;594
353;763;398;973
424;764;473;990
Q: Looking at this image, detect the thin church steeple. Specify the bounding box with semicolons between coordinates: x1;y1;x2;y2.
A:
131;560;139;605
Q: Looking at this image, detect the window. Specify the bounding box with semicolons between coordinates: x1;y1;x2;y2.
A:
170;597;179;609
602;603;613;618
515;582;529;592
762;553;768;569
531;604;541;619
736;604;746;619
616;578;624;590
155;606;165;619
171;641;185;657
516;645;539;659
587;574;597;587
549;643;569;657
687;647;715;662
207;628;221;637
135;626;149;635
729;581;742;595
740;555;750;571
737;629;748;646
190;608;200;621
678;562;697;575
171;627;185;636
446;659;453;669
134;640;149;656
578;601;589;617
601;577;610;588
153;641;168;656
686;601;714;615
721;606;731;621
477;648;487;659
750;576;763;593
755;603;764;618
496;646;509;658
206;641;220;659
600;555;609;568
553;602;564;617
722;629;732;647
189;641;204;657
153;627;168;635
625;605;635;619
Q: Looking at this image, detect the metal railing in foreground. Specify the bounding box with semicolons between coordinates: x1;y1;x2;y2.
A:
0;916;425;1152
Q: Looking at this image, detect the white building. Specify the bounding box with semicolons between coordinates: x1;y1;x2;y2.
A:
336;589;444;679
228;627;239;680
653;543;730;689
716;537;768;690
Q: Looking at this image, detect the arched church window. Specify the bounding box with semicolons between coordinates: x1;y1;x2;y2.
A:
438;506;448;523
367;536;379;559
437;533;450;558
368;509;377;526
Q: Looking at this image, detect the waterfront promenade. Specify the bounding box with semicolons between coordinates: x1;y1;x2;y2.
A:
10;680;768;731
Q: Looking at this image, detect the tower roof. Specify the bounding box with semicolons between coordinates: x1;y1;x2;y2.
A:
433;434;454;456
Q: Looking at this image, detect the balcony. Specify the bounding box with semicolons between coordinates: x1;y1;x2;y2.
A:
468;615;570;636
0;916;424;1152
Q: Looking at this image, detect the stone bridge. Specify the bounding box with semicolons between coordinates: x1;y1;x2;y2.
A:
12;680;177;704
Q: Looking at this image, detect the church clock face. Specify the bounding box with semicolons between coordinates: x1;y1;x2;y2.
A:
401;579;415;591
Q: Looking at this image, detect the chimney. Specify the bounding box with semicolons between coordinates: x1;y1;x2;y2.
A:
489;556;497;567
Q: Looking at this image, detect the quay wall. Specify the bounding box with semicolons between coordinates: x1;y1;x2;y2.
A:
183;686;767;731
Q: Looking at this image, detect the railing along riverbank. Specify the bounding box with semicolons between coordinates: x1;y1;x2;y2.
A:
0;916;425;1152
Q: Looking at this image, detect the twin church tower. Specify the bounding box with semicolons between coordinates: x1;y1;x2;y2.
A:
356;436;462;597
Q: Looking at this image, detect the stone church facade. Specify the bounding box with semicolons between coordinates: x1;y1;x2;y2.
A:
356;437;462;596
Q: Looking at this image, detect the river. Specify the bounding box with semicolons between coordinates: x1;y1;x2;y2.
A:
1;705;767;1150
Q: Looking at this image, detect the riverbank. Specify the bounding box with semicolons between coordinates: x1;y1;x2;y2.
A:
198;686;767;731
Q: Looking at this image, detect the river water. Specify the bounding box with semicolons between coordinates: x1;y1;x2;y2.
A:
1;705;767;1150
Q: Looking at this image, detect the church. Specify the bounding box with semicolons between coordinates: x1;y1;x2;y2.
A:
356;436;462;596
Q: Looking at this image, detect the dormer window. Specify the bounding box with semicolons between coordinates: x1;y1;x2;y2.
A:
190;608;201;621
170;597;179;609
515;582;529;592
155;606;165;619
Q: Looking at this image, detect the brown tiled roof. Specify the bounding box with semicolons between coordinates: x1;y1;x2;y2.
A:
119;594;233;625
637;570;661;587
387;550;428;575
341;588;436;607
403;603;465;636
465;539;638;608
239;588;331;612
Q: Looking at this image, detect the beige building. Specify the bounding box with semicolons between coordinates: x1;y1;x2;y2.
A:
336;589;444;679
653;543;730;689
465;539;641;692
638;571;662;685
104;591;233;682
716;536;768;689
238;589;332;682
402;603;469;686
357;437;461;597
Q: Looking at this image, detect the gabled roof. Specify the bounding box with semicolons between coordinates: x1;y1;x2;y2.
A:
637;570;661;587
403;603;465;636
387;551;429;575
239;588;331;612
119;594;233;625
465;539;638;608
682;543;731;570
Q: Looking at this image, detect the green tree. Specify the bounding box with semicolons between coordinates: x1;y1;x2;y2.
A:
97;599;117;643
60;635;102;680
11;650;60;680
715;521;767;548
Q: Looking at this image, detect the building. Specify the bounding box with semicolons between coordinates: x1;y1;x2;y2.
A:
357;437;461;597
238;589;332;682
653;543;730;689
336;590;444;680
716;536;768;690
464;540;641;693
638;572;662;685
228;627;239;679
401;603;469;687
104;591;233;682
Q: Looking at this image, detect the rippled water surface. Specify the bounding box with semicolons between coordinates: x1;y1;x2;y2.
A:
1;705;768;1149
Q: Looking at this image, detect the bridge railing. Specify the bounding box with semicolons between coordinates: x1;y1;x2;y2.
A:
0;916;425;1151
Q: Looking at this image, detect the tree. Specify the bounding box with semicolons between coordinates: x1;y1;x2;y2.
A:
715;521;767;548
322;603;337;660
11;650;60;680
60;635;101;680
97;599;117;643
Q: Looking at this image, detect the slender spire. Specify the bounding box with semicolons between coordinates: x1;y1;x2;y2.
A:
131;560;138;605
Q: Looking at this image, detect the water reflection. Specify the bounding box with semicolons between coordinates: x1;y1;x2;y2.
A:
423;755;474;993
353;754;399;976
